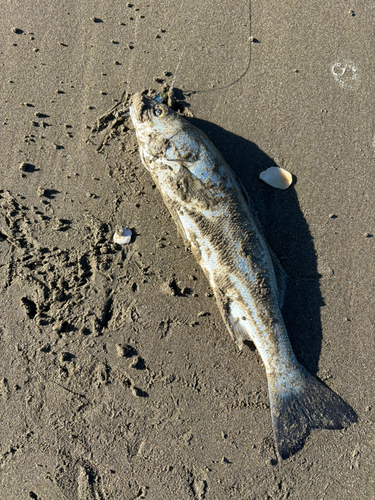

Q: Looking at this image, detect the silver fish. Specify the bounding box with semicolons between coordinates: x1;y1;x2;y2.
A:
130;93;356;459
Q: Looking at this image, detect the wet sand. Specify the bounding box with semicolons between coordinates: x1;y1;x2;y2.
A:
1;1;374;498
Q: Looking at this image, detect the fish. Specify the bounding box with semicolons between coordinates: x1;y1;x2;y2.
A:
129;92;357;460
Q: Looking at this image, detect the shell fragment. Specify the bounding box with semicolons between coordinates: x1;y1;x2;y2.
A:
113;226;132;245
259;166;293;190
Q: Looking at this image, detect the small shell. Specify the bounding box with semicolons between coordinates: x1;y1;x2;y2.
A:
259;167;293;190
113;226;132;245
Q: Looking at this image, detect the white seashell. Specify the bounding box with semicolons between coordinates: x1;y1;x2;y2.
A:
113;226;132;245
259;166;293;190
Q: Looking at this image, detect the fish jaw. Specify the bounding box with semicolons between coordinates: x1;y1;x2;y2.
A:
129;92;148;124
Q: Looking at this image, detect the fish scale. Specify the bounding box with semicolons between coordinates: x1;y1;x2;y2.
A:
130;92;357;460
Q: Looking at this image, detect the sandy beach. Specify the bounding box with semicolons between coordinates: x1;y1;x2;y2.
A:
1;1;374;498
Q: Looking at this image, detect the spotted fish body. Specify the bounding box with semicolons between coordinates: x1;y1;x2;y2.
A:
130;93;356;459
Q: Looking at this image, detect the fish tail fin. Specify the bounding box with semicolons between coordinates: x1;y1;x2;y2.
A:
267;364;357;460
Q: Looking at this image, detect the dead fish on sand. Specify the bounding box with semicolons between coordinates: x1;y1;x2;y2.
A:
129;92;357;460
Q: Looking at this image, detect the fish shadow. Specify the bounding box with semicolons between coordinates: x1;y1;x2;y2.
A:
191;117;324;376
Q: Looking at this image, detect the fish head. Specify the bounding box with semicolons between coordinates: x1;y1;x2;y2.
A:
130;93;200;170
130;92;176;130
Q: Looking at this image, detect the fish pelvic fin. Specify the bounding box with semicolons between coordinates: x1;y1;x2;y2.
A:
267;364;357;460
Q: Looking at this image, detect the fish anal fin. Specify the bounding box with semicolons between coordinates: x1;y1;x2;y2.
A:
227;314;253;351
231;320;246;350
212;290;249;351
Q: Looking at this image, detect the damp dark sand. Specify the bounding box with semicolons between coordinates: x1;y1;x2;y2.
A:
1;1;374;498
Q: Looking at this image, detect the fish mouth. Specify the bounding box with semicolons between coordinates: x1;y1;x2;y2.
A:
130;93;152;124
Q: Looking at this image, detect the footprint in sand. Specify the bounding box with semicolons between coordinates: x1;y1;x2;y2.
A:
331;61;359;89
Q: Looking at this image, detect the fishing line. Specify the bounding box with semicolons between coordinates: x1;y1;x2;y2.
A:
169;44;187;95
169;1;203;95
170;0;253;95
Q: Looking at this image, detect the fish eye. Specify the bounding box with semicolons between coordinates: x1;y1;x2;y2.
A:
153;104;166;117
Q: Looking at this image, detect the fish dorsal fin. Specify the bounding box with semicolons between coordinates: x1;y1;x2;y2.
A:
268;246;289;309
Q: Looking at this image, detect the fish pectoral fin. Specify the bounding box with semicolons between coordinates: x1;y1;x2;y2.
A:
175;167;216;208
